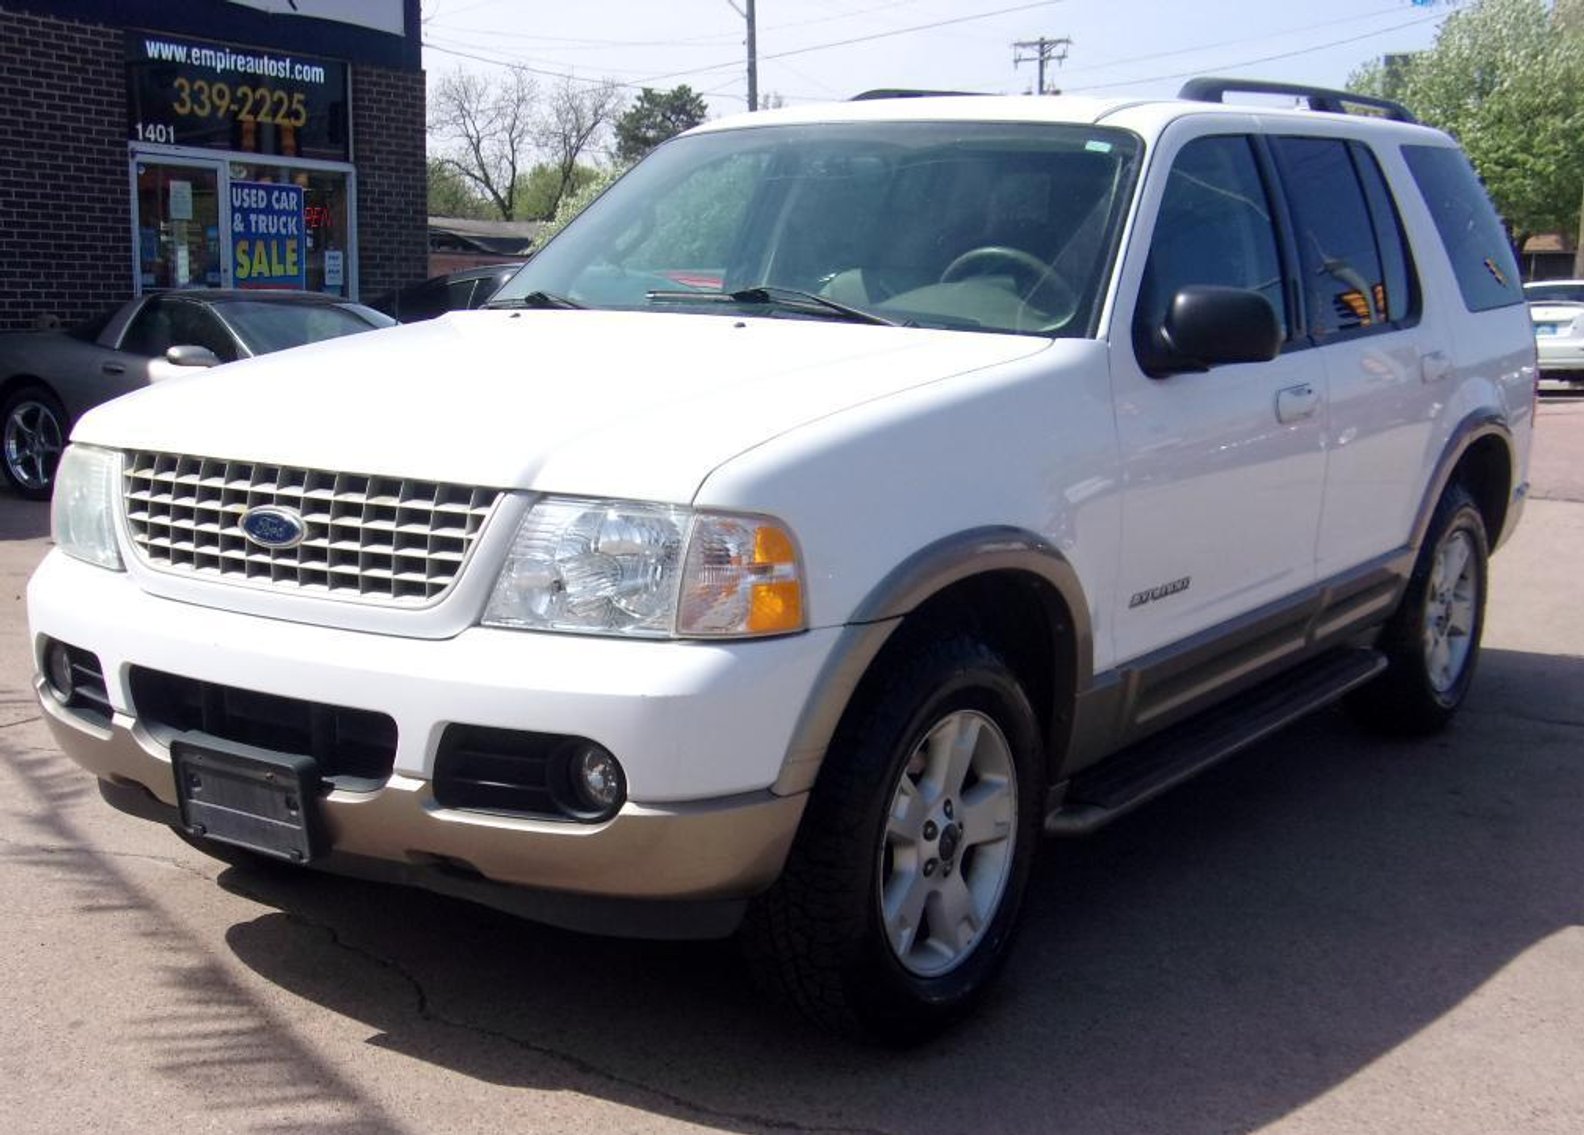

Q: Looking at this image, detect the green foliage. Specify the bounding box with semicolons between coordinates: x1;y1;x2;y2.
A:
512;162;602;222
426;159;493;220
539;165;625;243
614;86;708;164
1351;0;1584;245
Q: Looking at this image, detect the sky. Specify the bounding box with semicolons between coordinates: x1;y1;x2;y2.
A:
417;0;1456;117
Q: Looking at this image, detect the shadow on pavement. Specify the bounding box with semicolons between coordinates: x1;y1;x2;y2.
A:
0;722;410;1133
211;646;1584;1135
0;495;49;541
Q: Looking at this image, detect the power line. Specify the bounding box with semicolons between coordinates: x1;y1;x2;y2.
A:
426;0;936;51
1064;9;1447;92
1050;2;1436;77
632;0;1066;87
1013;36;1071;95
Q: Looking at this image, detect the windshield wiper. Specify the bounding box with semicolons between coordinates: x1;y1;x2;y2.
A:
646;285;899;326
484;290;584;310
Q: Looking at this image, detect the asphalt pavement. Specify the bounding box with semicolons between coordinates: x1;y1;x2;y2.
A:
1;401;1581;1134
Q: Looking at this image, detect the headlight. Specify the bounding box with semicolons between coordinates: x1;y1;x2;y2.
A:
483;496;805;638
51;445;123;571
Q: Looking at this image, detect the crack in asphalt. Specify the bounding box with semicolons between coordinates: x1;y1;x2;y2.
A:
0;819;891;1134
0;713;43;730
223;881;895;1135
1467;706;1584;731
0;834;221;884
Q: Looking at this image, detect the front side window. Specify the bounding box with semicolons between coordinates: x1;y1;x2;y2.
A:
167;301;240;361
1135;134;1287;350
119;298;176;357
494;122;1143;337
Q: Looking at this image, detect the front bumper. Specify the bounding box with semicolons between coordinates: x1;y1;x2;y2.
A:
28;551;837;930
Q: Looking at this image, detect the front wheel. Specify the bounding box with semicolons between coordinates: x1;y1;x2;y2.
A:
1;385;66;500
743;634;1042;1043
1350;482;1489;735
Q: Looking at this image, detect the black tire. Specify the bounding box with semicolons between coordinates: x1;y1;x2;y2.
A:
1350;482;1489;736
742;633;1042;1043
1;385;67;500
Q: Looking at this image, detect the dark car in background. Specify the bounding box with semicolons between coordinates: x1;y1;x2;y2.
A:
367;263;522;323
0;289;393;499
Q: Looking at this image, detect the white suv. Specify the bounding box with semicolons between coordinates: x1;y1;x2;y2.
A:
29;79;1535;1041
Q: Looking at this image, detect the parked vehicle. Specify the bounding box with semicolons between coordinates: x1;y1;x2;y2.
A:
0;290;393;498
1524;279;1584;391
367;263;522;323
29;79;1534;1042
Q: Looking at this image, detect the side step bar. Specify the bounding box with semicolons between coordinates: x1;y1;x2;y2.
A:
1044;647;1386;836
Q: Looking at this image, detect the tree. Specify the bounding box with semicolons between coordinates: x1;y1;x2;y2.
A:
1350;0;1584;252
613;85;708;164
513;161;601;221
426;159;492;219
428;66;538;221
538;164;626;244
537;79;623;221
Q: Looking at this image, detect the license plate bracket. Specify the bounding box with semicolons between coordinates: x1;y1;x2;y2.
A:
172;735;323;864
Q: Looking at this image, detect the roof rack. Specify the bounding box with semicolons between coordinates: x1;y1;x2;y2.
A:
1177;77;1416;124
850;88;984;101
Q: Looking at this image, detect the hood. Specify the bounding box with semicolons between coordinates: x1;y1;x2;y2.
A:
72;308;1049;502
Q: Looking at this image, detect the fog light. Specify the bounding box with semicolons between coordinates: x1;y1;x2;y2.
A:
570;743;625;817
43;639;74;701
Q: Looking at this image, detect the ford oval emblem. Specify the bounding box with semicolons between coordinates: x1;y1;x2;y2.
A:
239;505;307;550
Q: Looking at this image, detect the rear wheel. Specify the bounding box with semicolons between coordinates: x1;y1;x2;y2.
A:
1;385;66;500
743;634;1042;1043
1350;482;1489;735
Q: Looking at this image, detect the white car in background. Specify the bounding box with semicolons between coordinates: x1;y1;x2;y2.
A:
1524;279;1584;391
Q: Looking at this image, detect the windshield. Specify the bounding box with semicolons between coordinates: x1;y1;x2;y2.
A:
492;121;1141;337
214;300;390;355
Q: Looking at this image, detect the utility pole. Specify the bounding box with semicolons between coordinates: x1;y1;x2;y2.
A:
1013;36;1071;95
726;0;758;111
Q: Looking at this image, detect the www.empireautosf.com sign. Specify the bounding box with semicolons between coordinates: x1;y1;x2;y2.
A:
126;31;348;161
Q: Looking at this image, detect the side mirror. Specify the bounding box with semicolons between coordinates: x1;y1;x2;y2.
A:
1136;285;1282;378
165;344;221;368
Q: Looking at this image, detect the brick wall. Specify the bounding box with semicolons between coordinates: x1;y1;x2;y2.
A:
0;8;129;331
0;8;426;330
352;65;427;299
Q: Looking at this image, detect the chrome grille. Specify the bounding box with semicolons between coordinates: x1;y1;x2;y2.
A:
122;452;501;605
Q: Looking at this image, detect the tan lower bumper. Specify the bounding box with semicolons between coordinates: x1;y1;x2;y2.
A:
40;691;807;904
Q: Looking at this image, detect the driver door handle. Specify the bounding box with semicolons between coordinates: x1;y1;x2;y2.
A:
101;362;126;376
1276;383;1319;423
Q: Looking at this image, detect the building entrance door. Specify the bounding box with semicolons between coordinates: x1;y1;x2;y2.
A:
133;159;226;291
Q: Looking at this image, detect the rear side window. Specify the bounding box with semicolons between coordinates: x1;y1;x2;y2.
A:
1272;136;1396;340
1350;141;1419;325
1401;144;1523;313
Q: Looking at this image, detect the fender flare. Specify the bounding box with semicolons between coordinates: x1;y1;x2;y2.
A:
772;526;1092;795
1409;411;1516;552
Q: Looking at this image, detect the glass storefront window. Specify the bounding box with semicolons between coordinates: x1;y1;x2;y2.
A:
136;162;224;290
228;163;351;294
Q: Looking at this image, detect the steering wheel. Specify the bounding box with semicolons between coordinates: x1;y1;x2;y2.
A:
938;245;1078;328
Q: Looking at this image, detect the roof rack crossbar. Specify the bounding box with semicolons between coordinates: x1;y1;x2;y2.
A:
1177;77;1416;124
850;88;984;101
